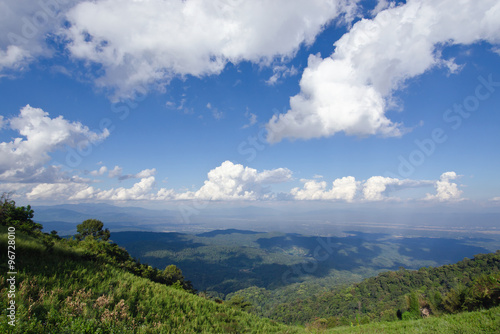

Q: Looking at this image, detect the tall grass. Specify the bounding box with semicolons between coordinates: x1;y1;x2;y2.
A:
0;228;298;333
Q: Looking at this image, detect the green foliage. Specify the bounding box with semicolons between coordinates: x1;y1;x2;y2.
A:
328;306;500;333
226;295;252;311
257;250;500;327
76;219;110;241
0;227;298;333
0;193;42;234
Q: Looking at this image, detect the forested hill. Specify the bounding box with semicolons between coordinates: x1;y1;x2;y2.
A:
232;250;500;327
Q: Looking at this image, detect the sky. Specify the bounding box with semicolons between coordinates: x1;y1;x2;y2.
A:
1;0;500;215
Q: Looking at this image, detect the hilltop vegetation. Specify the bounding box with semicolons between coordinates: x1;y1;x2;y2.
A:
1;197;499;333
229;250;500;328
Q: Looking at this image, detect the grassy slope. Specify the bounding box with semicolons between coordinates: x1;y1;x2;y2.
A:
0;228;298;333
328;306;500;333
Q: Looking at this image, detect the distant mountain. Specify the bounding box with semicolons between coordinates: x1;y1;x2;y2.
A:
197;229;261;237
32;203;185;234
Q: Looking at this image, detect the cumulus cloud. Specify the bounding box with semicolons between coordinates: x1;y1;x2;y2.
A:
425;171;464;202
0;105;109;182
118;168;157;181
27;182;90;201
61;0;357;98
25;161;292;202
96;176;156;200
27;176;159;201
177;161;292;200
362;176;434;201
291;176;358;201
108;166;123;178
266;0;500;142
0;0;79;72
89;166;108;176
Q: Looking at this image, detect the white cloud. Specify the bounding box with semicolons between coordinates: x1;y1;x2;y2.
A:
25;161;292;202
0;0;78;72
266;0;500;142
89;166;108;176
96;176;156;201
0;105;109;182
119;168;157;181
370;0;391;16
242;110;257;129
106;166;156;180
425;171;464;202
62;0;357;98
362;176;433;201
27;182;90;201
108;166;122;178
291;176;358;201
0;45;30;72
178;161;292;200
266;64;299;86
27;176;159;201
363;176;402;201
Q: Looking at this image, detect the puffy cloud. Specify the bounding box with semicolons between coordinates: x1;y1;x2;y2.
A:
0;105;109;182
27;183;90;201
0;0;79;72
89;166;108;176
291;176;358;201
362;176;433;201
266;0;500;142
96;176;156;201
0;45;30;72
108;166;123;178
178;161;292;200
62;0;357;98
425;171;464;202
362;176;404;201
28;176;163;201
117;168;157;181
25;161;292;202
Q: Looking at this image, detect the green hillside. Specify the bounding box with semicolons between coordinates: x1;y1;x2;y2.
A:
0;225;296;333
231;250;500;328
326;306;500;333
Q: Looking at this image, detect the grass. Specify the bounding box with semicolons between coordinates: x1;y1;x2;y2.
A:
327;306;500;333
0;228;299;333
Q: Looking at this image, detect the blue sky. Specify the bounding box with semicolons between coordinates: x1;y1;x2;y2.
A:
1;0;500;211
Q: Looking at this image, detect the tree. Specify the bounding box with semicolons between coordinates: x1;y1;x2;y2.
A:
160;265;194;292
0;192;42;233
76;219;110;241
